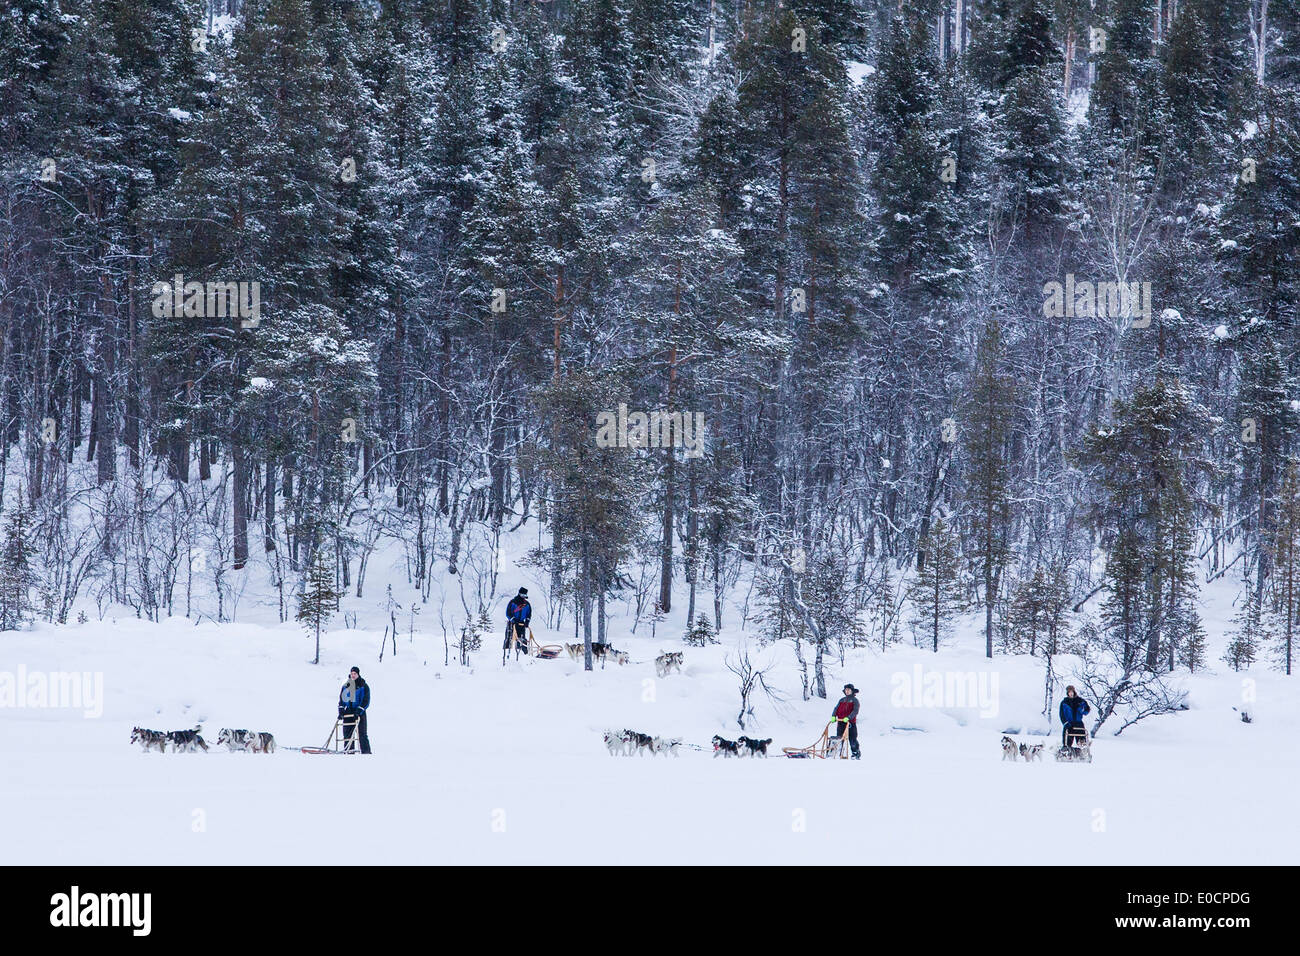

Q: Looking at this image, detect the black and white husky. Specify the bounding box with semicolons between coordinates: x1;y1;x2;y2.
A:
217;728;253;752
737;736;772;757
166;726;209;753
217;728;276;753
566;643;628;666
1019;742;1044;762
604;728;683;757
711;735;740;758
130;727;168;753
624;729;656;755
655;652;683;678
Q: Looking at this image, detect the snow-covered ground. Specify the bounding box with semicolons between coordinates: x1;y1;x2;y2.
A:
2;540;1294;865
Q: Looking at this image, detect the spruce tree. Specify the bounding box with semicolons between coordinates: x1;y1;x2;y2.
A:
1224;587;1269;672
1270;458;1300;675
0;507;37;631
868;15;971;298
907;514;963;651
964;319;1015;658
297;546;339;665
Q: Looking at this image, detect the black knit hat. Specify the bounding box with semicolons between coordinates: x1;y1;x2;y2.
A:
843;684;858;694
518;587;528;596
349;666;361;677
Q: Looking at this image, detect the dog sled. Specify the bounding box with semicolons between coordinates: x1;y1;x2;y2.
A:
782;721;851;760
1055;725;1093;763
299;715;361;755
526;628;563;659
502;625;563;664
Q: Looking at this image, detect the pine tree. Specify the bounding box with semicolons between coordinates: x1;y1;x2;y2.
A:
868;15;971;298
989;0;1069;239
0;507;37;631
297;546;339;665
536;371;646;669
908;514;963;651
1234;332;1296;613
1270;458;1300;675
1088;0;1163;138
1005;565;1070;656
1161;4;1222;178
964;319;1015;658
868;574;900;650
685;613;718;647
1217;89;1300;347
1224;587;1270;672
1083;378;1213;670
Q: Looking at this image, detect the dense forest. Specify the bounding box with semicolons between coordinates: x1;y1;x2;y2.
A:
2;0;1299;707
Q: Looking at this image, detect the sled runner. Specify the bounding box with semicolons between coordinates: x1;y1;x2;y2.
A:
1055;725;1093;763
782;721;850;760
299;715;360;754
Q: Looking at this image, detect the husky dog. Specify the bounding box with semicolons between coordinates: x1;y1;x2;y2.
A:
652;737;682;757
655;652;683;678
565;642;609;664
167;726;209;753
251;732;276;753
711;735;739;758
623;730;656;755
130;727;168;753
738;736;772;757
603;729;629;756
1001;736;1018;761
217;728;254;752
565;642;626;667
1020;743;1044;762
608;649;630;666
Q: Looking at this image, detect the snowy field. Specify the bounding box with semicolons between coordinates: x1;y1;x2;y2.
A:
2;568;1294;866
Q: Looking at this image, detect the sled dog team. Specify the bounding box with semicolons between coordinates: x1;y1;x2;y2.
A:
565;642;630;666
130;725;276;753
130;666;372;756
604;729;683;757
1001;686;1094;761
1001;687;1093;762
1001;736;1044;762
710;735;773;757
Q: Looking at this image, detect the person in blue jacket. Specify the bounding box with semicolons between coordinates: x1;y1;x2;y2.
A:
1059;685;1090;751
338;666;371;754
503;588;532;661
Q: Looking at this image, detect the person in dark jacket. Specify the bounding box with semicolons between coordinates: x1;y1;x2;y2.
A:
832;684;861;759
1059;685;1090;751
338;666;371;754
503;588;532;660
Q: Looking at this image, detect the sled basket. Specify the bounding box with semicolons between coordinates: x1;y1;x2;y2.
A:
1054;726;1093;763
527;630;563;659
782;721;849;760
